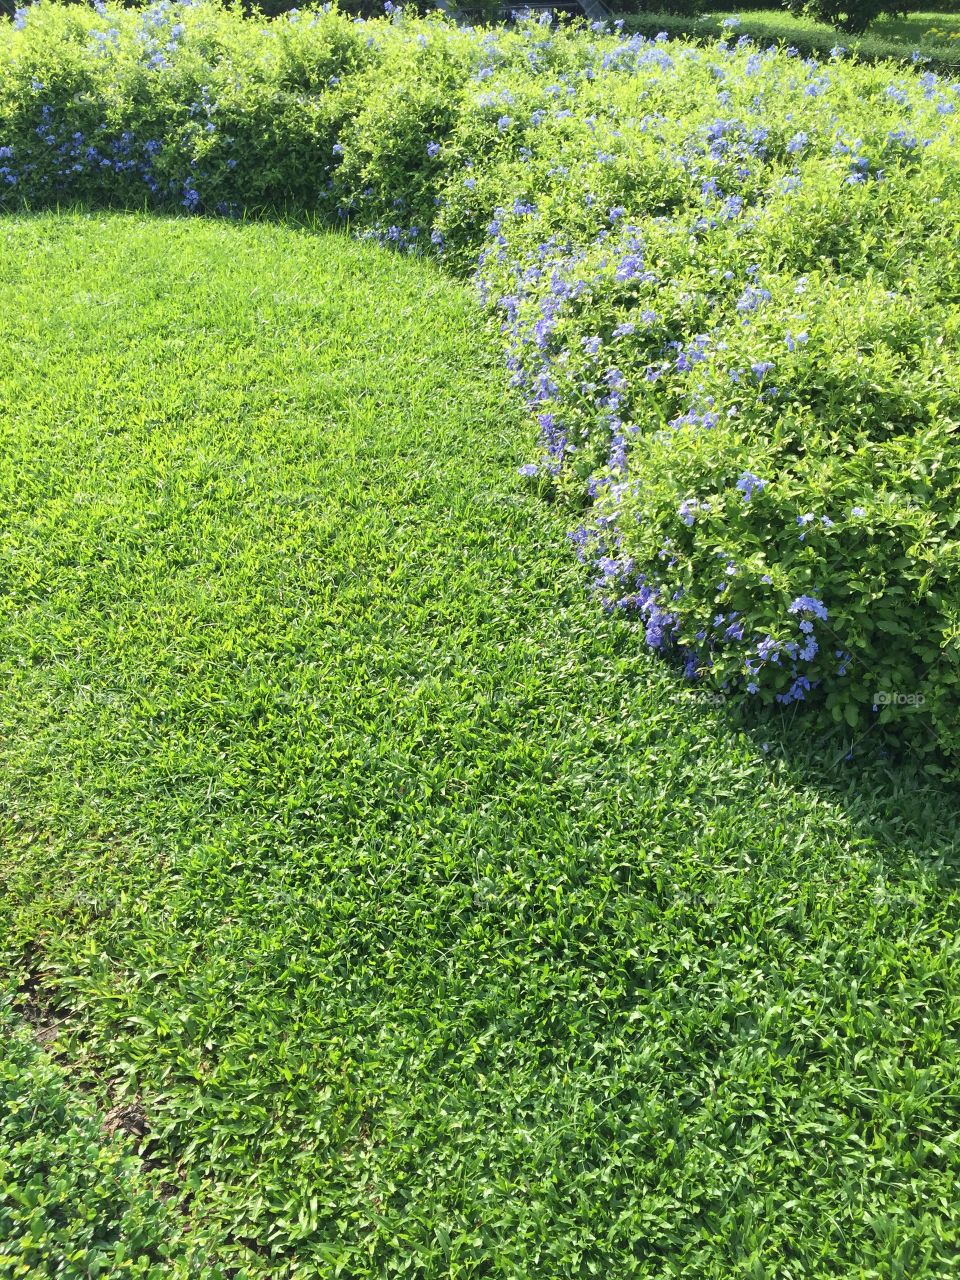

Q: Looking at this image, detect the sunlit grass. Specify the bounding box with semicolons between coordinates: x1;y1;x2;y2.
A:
624;7;960;66
2;212;960;1276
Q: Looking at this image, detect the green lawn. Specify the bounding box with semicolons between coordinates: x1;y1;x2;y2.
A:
622;8;960;68
3;213;960;1277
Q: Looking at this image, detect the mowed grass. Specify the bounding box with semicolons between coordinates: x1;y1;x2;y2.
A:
624;9;960;68
2;213;960;1277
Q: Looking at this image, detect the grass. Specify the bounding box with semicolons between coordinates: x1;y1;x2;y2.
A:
2;211;960;1276
0;991;182;1277
620;8;960;69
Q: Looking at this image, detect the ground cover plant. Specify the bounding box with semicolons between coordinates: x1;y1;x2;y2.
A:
0;989;197;1278
3;1;960;767
3;7;960;1273
2;210;960;1278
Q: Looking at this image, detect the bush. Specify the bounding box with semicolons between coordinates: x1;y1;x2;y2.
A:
1;2;959;767
787;0;921;36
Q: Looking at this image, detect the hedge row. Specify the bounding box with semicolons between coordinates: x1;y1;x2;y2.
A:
2;2;959;765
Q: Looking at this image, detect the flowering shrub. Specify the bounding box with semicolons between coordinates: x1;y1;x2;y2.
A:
2;1;960;764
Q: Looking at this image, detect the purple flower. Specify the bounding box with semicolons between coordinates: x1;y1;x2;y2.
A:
789;594;828;621
777;675;812;704
737;285;771;313
735;471;766;501
799;635;818;661
426;141;441;159
757;636;780;663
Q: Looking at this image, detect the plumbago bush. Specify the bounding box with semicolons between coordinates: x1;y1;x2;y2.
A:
2;2;960;765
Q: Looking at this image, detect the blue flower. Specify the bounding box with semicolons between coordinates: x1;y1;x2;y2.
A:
757;636;780;663
776;675;812;704
799;635;818;661
737;284;771;313
789;595;828;621
735;471;766;501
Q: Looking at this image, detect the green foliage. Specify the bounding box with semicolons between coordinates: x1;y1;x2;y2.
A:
788;0;920;36
1;12;960;1265
615;0;705;17
1;3;959;764
1;210;960;1278
0;992;214;1277
619;8;960;68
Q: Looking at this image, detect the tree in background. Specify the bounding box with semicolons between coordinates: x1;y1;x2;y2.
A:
786;0;919;33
